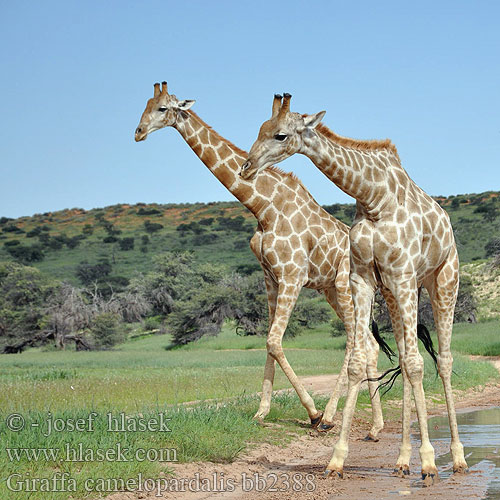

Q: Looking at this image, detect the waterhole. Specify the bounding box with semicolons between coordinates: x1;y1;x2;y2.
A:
413;407;500;498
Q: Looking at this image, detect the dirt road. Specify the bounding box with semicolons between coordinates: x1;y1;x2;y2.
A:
107;360;500;500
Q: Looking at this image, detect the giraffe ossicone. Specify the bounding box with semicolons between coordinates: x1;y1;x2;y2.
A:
135;83;389;437
244;93;468;483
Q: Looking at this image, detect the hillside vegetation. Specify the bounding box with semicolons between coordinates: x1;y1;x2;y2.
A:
1;191;498;286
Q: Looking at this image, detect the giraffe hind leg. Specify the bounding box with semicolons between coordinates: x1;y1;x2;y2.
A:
425;256;468;474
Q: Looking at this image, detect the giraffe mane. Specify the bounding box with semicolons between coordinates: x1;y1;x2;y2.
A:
266;165;300;182
314;122;401;162
187;111;248;158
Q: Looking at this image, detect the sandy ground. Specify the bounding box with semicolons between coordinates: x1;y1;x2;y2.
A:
106;358;500;500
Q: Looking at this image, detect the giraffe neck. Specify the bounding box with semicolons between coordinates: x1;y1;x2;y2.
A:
174;110;269;216
301;130;406;214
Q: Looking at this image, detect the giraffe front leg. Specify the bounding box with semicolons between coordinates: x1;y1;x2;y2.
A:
325;271;374;478
267;283;321;424
254;275;279;422
380;286;412;476
394;280;438;485
364;337;384;441
254;354;276;421
319;284;354;432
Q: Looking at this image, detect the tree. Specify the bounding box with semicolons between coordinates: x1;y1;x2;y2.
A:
485;237;500;257
90;312;125;349
0;262;58;353
5;243;45;263
144;221;164;234
76;259;112;286
119;237;135;251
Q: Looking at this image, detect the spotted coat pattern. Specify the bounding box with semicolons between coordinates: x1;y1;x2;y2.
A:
243;95;468;481
135;85;385;434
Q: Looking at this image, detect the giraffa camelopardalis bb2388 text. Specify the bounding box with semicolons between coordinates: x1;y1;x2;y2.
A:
241;93;468;483
135;83;387;435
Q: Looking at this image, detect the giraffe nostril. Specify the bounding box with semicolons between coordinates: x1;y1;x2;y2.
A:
136;127;142;134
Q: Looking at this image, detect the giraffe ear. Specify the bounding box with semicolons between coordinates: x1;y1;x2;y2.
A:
177;99;196;110
303;111;326;129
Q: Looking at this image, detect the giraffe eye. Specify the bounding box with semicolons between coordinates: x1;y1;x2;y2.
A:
274;134;287;141
158;107;167;112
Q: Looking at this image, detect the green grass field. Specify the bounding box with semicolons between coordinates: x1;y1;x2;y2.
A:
1;320;499;499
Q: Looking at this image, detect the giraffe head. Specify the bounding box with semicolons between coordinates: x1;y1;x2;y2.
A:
135;81;195;142
240;93;325;179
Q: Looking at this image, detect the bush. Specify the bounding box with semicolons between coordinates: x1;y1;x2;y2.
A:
144;221;164;234
76;260;112;285
26;227;43;238
137;207;162;216
485;237;500;257
82;224;94;236
90;313;126;349
6;243;45;263
331;317;346;337
119;237;135;251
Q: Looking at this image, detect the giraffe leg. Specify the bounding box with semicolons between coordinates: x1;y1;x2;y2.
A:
380;286;412;477
325;272;374;477
319;283;354;431
267;282;321;423
392;279;438;485
254;275;278;421
425;253;468;473
364;335;384;441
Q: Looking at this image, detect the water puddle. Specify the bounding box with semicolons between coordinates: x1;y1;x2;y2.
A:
412;407;500;498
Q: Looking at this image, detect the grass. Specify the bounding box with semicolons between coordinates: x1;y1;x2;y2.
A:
0;320;498;499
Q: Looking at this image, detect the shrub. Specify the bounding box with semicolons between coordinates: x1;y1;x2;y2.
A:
90;313;126;349
144;221;164;233
331;317;346;337
82;224;94;236
119;237;135;251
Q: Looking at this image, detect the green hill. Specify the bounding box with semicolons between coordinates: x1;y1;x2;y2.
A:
0;190;498;286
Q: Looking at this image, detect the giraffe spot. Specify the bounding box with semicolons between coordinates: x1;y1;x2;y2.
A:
264;249;278;266
203;147;218;168
291;212;307;233
217;142;233;160
290;234;300;248
396;208;406;224
255;175;274;198
217;168;236;188
275;239;293;262
276;219;293;236
198;128;209;144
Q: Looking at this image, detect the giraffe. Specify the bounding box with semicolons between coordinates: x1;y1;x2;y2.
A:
134;82;387;437
241;93;468;484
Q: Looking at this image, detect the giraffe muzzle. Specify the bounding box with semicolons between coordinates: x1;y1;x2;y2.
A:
240;161;254;179
135;127;147;142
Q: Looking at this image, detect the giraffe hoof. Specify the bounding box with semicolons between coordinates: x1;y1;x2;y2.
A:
422;471;439;487
453;464;469;474
252;412;266;423
363;433;379;442
393;466;410;477
317;421;335;433
323;469;343;479
310;411;323;429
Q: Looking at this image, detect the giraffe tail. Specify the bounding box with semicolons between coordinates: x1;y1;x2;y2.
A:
365;324;439;396
416;323;439;372
371;320;396;363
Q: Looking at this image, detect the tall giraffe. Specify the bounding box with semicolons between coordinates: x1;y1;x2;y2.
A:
134;82;387;436
241;93;468;483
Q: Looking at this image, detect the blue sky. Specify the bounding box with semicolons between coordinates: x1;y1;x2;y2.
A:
1;0;499;218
